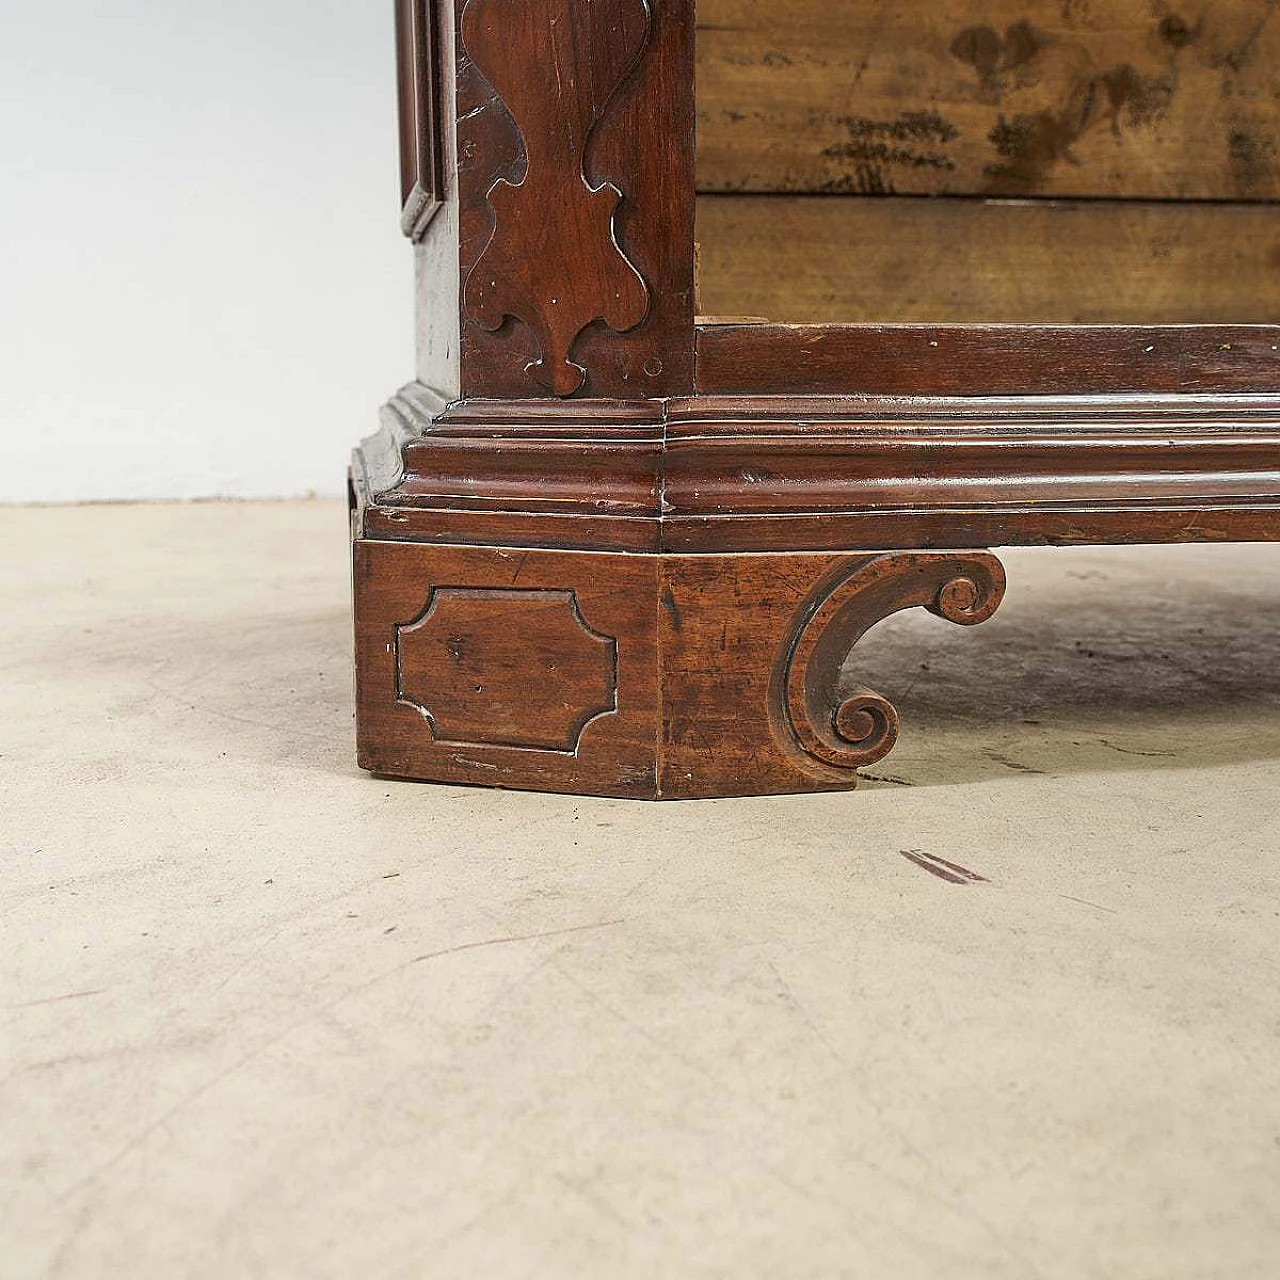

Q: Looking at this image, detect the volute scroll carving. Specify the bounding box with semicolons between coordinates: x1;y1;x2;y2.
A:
776;553;1007;773
461;0;653;396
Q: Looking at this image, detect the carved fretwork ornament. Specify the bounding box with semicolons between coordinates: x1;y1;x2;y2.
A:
460;0;653;396
775;552;1007;774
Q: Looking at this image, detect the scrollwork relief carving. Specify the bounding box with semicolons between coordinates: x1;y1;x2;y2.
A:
775;552;1007;773
460;0;653;396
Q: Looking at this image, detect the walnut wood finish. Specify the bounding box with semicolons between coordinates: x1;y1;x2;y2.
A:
353;534;1006;798
394;587;619;751
355;539;661;796
455;0;694;399
355;382;1280;554
355;0;1280;799
778;553;1005;775
461;0;653;394
695;324;1280;397
396;0;445;239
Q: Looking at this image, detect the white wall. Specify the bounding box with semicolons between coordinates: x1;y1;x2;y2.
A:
0;1;414;502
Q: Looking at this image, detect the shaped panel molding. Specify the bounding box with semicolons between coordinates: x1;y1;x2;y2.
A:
395;588;618;752
460;0;653;395
396;0;445;239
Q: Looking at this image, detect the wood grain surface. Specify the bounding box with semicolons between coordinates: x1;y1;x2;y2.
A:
696;0;1280;200
461;0;653;395
354;540;662;797
693;322;1280;393
353;537;1011;797
357;0;1280;799
353;379;1280;556
456;0;696;399
696;195;1280;324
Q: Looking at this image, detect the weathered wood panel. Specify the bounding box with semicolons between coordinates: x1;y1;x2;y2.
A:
696;195;1280;323
697;0;1280;199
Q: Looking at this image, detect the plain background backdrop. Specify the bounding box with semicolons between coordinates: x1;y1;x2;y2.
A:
1;0;412;503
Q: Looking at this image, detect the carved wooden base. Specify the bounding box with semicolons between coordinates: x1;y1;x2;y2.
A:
350;380;1280;797
353;537;1005;799
360;0;1280;799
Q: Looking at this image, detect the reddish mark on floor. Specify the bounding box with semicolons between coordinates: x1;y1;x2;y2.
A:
901;850;990;885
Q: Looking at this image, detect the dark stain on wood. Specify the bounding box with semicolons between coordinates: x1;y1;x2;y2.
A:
976;29;1177;194
660;586;682;631
820;111;959;193
697;1;1280;200
1158;13;1198;49
1209;2;1278;75
950;19;1047;97
1228;124;1277;192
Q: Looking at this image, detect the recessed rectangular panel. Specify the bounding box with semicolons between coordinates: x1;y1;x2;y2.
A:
397;0;444;239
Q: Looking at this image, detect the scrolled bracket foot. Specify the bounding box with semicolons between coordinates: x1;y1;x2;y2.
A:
774;552;1007;776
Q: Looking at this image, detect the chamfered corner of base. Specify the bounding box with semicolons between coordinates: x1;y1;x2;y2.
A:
349;533;939;800
351;536;665;799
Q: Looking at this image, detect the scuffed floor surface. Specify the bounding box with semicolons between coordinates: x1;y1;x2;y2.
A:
3;501;1279;1279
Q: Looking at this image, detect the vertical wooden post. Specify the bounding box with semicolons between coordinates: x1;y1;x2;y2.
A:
453;0;697;400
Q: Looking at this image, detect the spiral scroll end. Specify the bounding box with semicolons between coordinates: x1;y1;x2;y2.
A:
832;689;902;768
776;551;1008;780
932;560;1005;627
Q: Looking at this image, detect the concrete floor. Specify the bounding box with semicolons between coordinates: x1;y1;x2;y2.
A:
3;501;1280;1279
